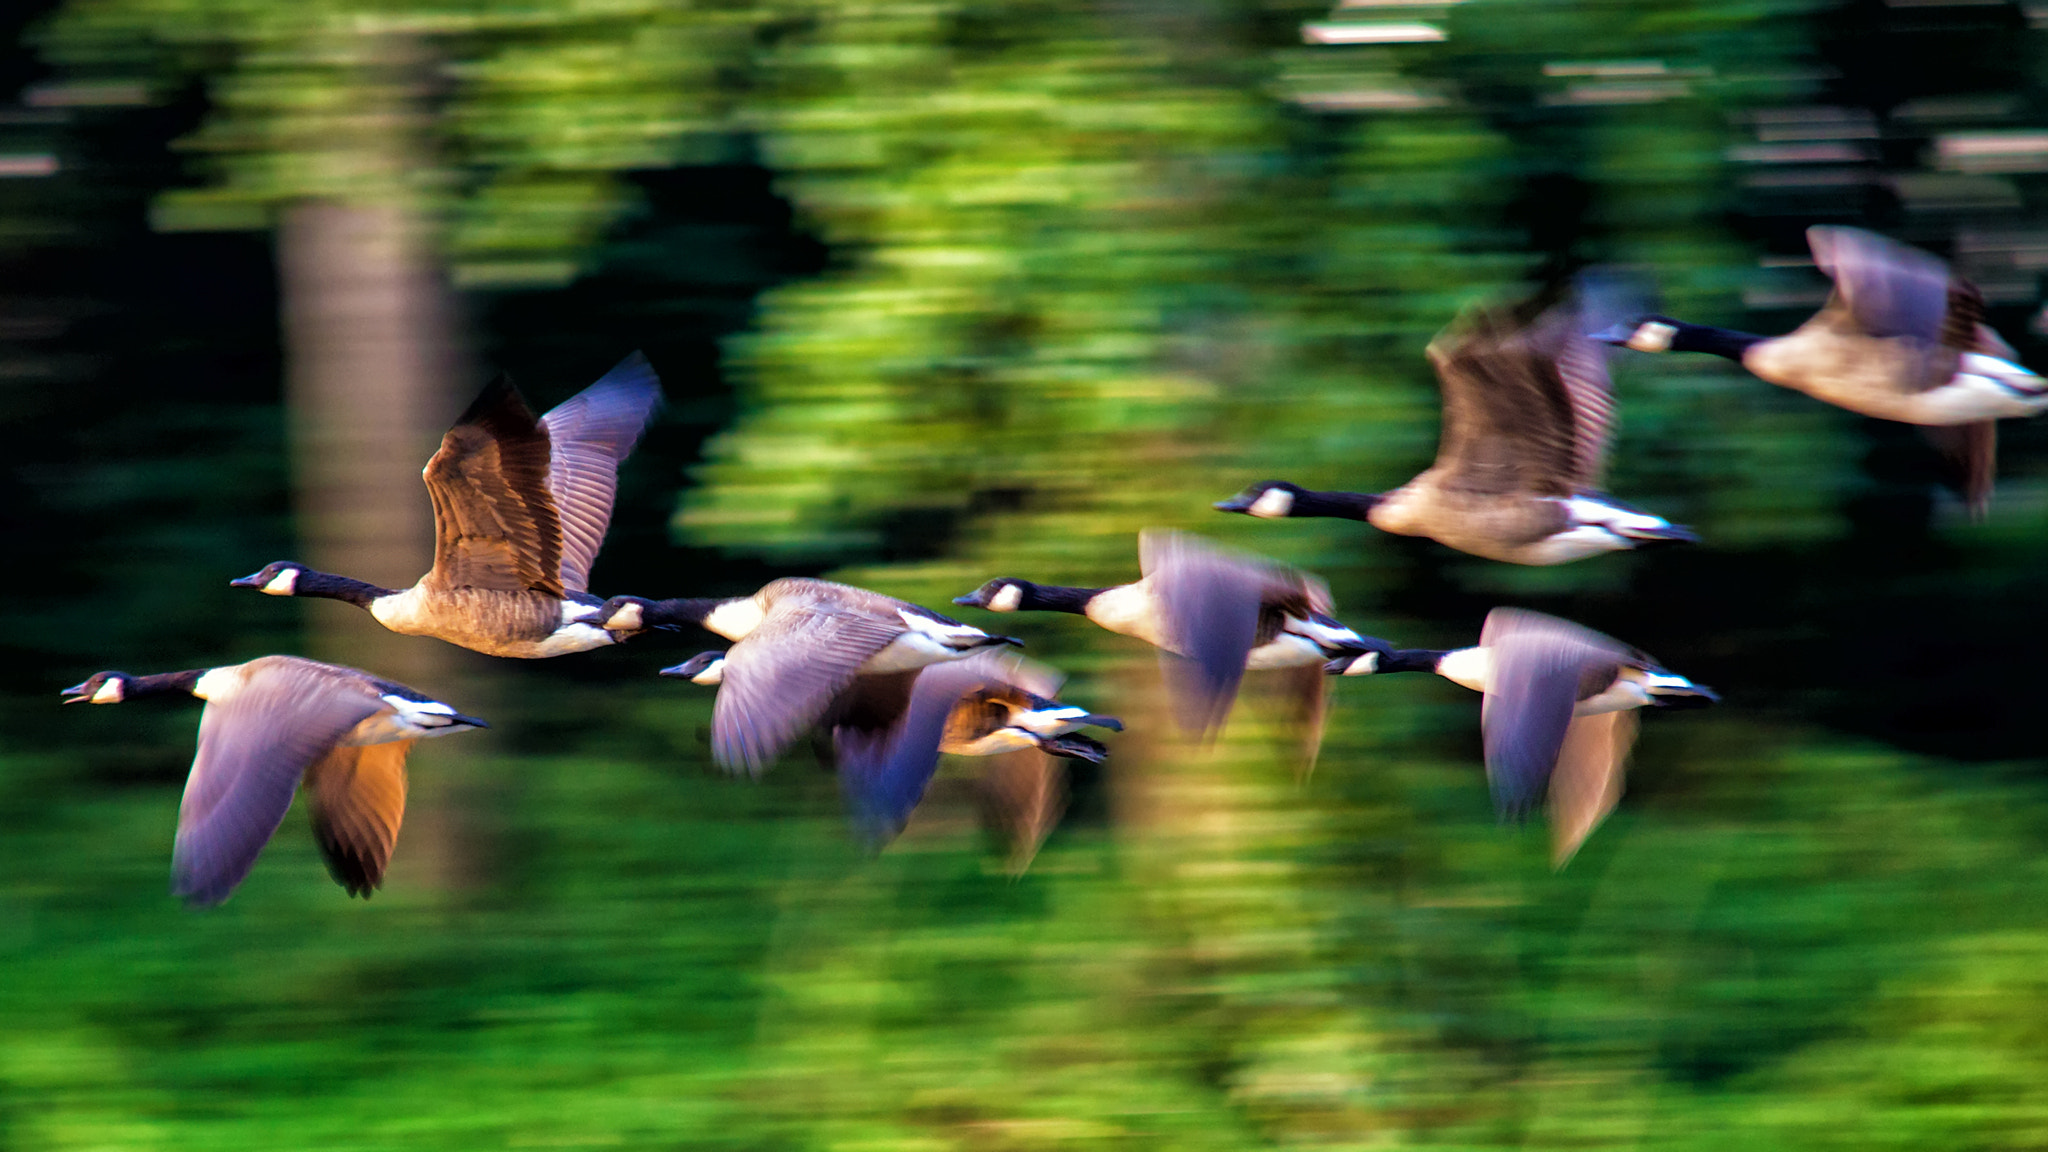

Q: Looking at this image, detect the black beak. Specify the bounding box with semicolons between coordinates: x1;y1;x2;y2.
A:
60;680;92;703
952;593;984;607
1588;322;1636;346
1213;494;1255;513
658;663;696;678
1654;686;1720;709
228;572;267;588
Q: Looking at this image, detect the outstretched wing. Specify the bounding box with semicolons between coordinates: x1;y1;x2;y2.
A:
1427;307;1584;498
540;353;663;593
1807;225;1952;342
306;740;413;897
836;657;1010;843
1547;709;1637;868
173;664;387;906
1140;530;1266;736
712;605;907;775
421;378;564;595
1477;608;1628;819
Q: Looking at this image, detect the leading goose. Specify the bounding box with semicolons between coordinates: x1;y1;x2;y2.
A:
61;655;487;905
1215;298;1695;564
664;649;1119;857
1595;226;2048;512
231;352;662;658
1327;608;1715;865
951;529;1382;768
592;578;1022;774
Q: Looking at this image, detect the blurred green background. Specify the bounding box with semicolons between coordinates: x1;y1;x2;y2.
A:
8;0;2048;1147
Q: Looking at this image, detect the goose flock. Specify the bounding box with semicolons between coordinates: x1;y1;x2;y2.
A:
63;225;2043;904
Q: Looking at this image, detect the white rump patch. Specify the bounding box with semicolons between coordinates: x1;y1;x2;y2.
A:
1248;487;1295;518
1247;633;1328;669
898;608;989;645
1011;705;1090;737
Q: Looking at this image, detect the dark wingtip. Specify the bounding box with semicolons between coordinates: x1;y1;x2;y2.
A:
1630;524;1700;548
1082;714;1124;732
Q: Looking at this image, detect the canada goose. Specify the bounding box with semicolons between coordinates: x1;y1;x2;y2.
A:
1327;608;1715;865
61;655;486;905
1595;227;2048;512
606;578;1021;774
1216;298;1695;565
231;352;662;658
951;529;1382;767
660;649;1119;852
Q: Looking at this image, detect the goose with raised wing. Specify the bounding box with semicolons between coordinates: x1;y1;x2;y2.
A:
1595;226;2048;512
664;649;1118;857
952;529;1381;767
1216;297;1695;564
61;655;486;905
1327;608;1715;865
596;578;1022;774
231;352;662;657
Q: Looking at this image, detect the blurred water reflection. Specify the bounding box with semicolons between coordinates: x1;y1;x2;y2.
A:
7;0;2048;1146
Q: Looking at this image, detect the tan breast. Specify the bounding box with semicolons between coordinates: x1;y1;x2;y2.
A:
368;585;575;657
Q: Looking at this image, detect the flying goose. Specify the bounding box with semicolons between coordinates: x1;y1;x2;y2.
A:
1327;608;1715;865
663;649;1119;854
951;529;1381;767
1595;226;2048;512
61;655;487;905
595;578;1021;774
1215;298;1695;564
231;352;662;658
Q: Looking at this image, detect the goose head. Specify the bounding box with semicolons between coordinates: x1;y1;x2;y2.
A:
953;579;1034;612
1214;480;1305;519
1590;316;1681;353
229;562;304;596
659;652;727;685
62;671;133;704
579;596;654;633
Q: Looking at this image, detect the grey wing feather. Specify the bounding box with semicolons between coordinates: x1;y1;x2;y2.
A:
835;658;1006;843
1478;608;1628;818
1807;226;1952;342
1551;317;1615;489
712;606;908;776
172;664;386;906
1139;530;1264;735
540;352;663;593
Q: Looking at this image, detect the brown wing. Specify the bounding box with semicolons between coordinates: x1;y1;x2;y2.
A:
1552;317;1615;489
1923;421;1997;520
421;378;564;596
540;353;663;593
976;750;1067;876
306;740;412;897
1427;308;1582;498
1548;709;1637;868
173;661;387;906
1279;662;1328;781
713;603;909;775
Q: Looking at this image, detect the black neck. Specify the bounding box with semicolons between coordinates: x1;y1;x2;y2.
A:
131;669;208;698
296;569;397;608
641;598;734;630
1380;648;1451;675
1663;319;1767;362
1022;584;1108;615
1293;489;1380;521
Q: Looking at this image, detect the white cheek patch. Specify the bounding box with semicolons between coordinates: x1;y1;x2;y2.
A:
692;661;726;685
989;584;1023;612
606;602;646;630
1248;488;1294;518
263;569;300;596
92;679;125;703
1628;322;1677;353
